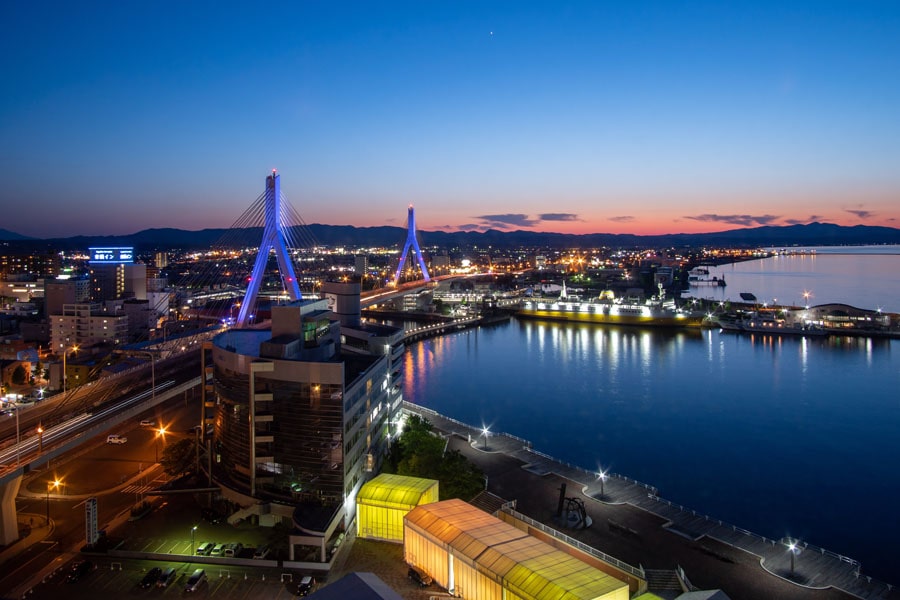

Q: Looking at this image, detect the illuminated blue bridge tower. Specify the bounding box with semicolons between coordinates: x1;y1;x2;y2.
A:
393;204;431;283
236;170;302;327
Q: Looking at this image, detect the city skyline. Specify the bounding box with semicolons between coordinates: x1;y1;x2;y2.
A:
2;1;899;239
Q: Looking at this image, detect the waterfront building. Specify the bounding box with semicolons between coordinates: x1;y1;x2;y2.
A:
356;473;438;543
404;498;629;600
201;282;404;561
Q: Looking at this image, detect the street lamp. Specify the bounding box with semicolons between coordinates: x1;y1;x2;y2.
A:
62;344;79;392
597;469;608;498
787;539;800;575
190;525;198;555
46;478;61;524
481;426;490;450
155;426;167;462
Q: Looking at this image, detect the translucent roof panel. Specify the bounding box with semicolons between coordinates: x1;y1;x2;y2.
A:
357;474;438;510
405;500;628;600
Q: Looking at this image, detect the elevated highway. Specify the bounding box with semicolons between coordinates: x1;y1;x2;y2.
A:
0;354;202;545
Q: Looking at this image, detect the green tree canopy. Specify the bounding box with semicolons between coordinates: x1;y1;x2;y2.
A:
160;438;195;477
384;414;485;501
11;365;27;385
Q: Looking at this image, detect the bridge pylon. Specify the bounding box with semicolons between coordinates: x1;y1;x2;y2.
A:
393;204;431;284
236;171;302;327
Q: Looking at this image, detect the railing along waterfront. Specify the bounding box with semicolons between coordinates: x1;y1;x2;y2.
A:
524;447;659;496
400;405;895;594
501;507;645;580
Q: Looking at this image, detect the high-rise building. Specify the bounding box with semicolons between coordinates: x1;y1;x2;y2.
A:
154;252;168;269
44;277;91;317
201;283;404;560
88;246;136;302
50;303;128;351
0;250;60;278
354;255;368;276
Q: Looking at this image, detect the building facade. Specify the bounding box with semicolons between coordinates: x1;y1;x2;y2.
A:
202;287;404;560
50;303;128;351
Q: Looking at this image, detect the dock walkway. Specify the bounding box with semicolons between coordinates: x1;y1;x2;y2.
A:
404;402;897;600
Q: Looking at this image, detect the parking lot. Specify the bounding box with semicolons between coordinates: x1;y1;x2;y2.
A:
25;556;303;599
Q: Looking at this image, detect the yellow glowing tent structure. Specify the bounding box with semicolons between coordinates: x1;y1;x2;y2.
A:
404;499;629;600
357;473;439;542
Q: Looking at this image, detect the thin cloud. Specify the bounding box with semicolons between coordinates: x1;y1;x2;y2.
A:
609;215;635;223
783;215;823;225
684;213;781;227
539;213;580;222
474;214;539;229
845;208;873;219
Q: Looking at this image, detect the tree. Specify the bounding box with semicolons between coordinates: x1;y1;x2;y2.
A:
11;365;27;385
160;438;195;477
384;414;485;501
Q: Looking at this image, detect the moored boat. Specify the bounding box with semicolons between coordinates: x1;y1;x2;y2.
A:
688;267;726;287
518;284;706;328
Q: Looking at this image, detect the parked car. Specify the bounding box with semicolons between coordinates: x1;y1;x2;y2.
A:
408;566;433;587
297;576;316;596
223;542;243;558
195;541;215;555
210;543;226;556
184;569;206;593
252;543;271;559
201;508;223;524
156;567;177;588
106;434;127;444
139;567;161;589
66;560;94;583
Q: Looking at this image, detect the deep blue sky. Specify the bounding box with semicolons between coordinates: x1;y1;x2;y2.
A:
2;1;898;238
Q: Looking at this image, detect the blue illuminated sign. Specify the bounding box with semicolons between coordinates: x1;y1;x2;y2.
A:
89;247;134;264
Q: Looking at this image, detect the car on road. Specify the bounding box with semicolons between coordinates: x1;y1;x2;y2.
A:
140;419;156;427
296;575;316;596
66;560;94;583
184;568;206;593
106;434;127;444
139;567;161;589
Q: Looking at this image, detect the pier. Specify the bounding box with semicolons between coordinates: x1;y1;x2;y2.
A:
403;402;899;600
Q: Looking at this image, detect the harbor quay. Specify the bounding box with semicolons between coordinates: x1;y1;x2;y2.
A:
402;402;899;600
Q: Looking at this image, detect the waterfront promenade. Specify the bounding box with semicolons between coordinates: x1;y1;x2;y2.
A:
403;402;898;600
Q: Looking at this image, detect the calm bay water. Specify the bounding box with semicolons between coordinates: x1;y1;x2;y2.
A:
689;245;900;313
402;251;900;582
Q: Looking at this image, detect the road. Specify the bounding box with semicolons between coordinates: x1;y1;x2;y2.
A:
0;391;203;596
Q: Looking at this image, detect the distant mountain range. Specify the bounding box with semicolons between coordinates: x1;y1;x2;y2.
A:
2;222;900;251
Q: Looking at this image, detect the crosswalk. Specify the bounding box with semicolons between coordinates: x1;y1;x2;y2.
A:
120;478;168;495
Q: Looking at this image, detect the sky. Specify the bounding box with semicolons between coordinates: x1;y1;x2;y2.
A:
1;1;899;239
